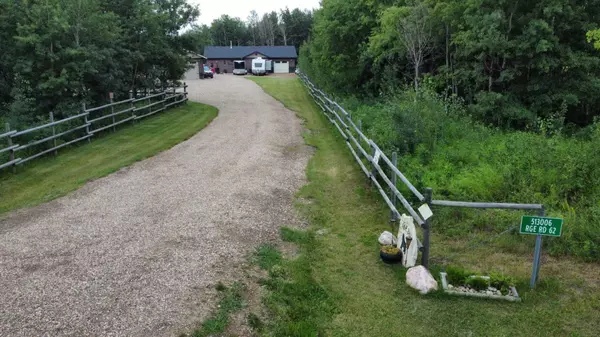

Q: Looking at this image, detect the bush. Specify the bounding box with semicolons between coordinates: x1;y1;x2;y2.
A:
465;276;490;291
489;272;516;295
344;89;600;261
445;266;471;286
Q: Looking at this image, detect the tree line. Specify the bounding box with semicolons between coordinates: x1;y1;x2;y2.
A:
0;0;198;129
300;0;600;130
182;8;313;54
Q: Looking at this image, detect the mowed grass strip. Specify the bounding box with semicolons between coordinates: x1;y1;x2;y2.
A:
248;76;600;337
0;102;217;214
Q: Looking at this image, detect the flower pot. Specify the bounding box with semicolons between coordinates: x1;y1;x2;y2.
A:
380;250;403;264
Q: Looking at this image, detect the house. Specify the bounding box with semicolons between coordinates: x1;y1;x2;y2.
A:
184;52;207;80
204;46;297;74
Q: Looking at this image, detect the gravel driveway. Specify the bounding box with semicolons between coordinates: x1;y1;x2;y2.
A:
0;74;310;336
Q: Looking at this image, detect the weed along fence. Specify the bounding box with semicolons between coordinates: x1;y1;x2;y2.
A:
298;73;554;289
0;84;188;173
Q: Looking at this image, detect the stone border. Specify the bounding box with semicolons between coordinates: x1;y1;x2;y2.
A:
440;272;521;302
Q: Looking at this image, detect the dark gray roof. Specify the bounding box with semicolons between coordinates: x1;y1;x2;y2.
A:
204;46;297;59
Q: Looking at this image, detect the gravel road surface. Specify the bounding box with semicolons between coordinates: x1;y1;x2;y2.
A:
0;74;310;336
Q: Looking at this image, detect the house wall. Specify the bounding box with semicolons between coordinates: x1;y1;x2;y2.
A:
206;59;235;74
207;57;297;74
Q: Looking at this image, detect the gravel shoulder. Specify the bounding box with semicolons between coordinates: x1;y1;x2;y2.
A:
0;74;311;336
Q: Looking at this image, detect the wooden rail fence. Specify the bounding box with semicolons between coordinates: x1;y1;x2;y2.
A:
298;73;546;283
0;84;188;173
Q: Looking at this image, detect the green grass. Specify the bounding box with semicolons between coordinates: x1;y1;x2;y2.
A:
252;244;283;270
248;76;600;337
0;102;217;215
188;282;246;337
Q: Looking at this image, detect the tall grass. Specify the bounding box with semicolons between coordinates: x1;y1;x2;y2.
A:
346;90;600;261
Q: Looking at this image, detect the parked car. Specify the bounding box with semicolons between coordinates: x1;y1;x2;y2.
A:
203;65;213;78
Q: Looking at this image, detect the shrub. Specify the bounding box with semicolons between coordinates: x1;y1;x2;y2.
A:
489;272;516;295
343;89;600;261
445;266;471;286
465;276;489;291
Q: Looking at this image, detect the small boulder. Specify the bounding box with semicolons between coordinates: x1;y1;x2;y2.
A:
378;231;397;245
406;266;438;294
316;229;329;235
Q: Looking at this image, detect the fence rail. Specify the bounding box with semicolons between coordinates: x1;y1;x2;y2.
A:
298;73;546;275
1;84;188;173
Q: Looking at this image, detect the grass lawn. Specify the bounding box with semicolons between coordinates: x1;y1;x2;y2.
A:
246;77;600;336
0;101;217;215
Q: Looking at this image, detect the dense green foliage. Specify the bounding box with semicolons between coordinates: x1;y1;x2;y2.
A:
182;8;313;53
346;90;600;260
297;0;600;260
0;0;199;128
301;0;600;128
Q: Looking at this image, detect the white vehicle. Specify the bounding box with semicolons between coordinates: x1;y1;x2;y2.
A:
233;60;247;75
252;57;267;76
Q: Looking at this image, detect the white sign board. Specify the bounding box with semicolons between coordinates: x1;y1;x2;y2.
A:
418;204;433;221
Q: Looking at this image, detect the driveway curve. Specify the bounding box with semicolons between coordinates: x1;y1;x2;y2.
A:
0;75;310;336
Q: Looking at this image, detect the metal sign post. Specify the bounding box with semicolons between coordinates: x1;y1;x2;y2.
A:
519;209;564;288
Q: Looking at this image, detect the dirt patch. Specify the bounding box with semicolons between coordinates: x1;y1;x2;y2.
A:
223;265;267;337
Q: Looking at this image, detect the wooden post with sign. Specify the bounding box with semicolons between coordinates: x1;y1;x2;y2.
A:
519;209;564;288
420;188;433;269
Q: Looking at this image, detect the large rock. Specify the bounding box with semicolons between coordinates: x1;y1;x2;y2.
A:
378;231;397;245
406;266;438;294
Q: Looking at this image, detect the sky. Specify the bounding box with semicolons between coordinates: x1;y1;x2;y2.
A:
189;0;321;25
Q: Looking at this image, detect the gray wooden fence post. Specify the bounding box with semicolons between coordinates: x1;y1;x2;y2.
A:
390;152;398;222
5;122;16;173
422;187;433;269
183;82;187;102
369;140;378;183
110;94;116;132
82;103;91;143
49;111;57;156
172;85;176;106
129;92;135;124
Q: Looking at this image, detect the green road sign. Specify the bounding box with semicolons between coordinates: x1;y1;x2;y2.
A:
520;216;563;237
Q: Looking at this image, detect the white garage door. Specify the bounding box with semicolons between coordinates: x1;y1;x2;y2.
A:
274;61;289;74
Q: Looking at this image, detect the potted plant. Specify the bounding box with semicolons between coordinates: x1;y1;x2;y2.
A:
380;245;403;264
